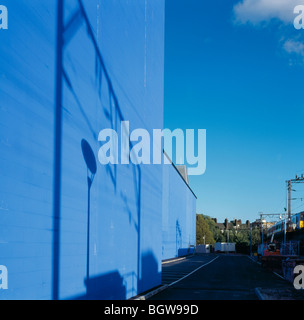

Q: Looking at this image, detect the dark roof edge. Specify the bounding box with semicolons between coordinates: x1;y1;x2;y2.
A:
163;150;197;199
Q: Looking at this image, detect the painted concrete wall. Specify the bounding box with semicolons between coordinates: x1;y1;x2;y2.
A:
0;0;164;300
162;162;197;261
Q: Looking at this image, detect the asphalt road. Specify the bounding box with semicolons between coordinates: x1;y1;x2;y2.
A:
149;254;293;300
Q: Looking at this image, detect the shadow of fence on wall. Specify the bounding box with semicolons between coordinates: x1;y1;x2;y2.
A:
70;250;159;300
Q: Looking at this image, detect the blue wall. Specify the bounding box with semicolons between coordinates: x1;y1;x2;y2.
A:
0;0;164;300
162;161;197;260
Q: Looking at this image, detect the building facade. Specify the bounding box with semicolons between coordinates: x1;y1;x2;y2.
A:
162;161;197;260
0;0;196;300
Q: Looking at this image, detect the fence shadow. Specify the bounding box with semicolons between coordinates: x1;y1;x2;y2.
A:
73;271;126;300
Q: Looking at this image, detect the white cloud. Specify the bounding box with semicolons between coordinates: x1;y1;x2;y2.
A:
233;0;304;65
275;37;304;66
283;39;304;56
233;0;303;25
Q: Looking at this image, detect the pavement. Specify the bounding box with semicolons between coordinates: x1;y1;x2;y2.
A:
146;254;303;300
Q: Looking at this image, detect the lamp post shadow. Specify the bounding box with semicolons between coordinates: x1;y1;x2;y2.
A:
81;139;97;297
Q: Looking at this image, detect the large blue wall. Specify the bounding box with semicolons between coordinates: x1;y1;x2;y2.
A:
162;161;197;260
0;0;164;300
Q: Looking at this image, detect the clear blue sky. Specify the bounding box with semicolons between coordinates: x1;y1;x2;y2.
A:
164;0;304;223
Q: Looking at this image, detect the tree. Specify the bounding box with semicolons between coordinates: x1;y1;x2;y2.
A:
201;214;225;243
196;214;215;245
196;214;262;254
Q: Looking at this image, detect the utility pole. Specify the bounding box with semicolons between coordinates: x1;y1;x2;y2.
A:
286;175;304;231
250;224;252;257
226;229;229;254
260;213;263;246
284;207;287;245
259;212;286;245
287;179;292;231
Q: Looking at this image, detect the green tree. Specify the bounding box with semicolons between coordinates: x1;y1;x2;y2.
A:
196;214;261;254
196;214;215;245
201;214;225;243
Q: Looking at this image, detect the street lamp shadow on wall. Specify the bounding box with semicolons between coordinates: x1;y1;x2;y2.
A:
81;139;97;297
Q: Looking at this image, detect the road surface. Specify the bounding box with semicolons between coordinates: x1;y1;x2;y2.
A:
149;254;293;300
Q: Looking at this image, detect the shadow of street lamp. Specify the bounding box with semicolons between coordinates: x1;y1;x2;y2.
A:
81;139;97;297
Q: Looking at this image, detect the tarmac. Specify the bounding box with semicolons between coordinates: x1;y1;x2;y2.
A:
131;253;304;300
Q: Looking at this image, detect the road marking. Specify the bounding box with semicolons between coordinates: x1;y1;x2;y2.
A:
273;271;285;280
247;256;261;265
162;257;187;265
162;272;190;274
168;256;220;287
254;287;265;300
247;257;286;280
162;274;189;277
130;285;169;300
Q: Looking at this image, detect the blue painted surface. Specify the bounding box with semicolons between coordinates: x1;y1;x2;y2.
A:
0;0;165;300
0;0;196;300
162;163;197;260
